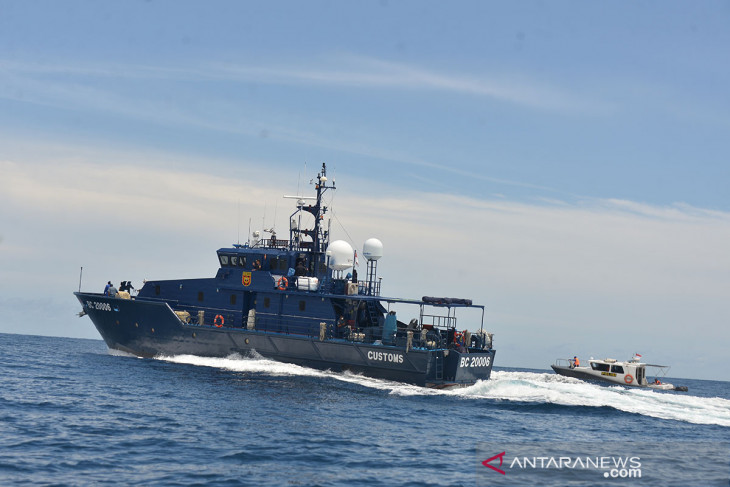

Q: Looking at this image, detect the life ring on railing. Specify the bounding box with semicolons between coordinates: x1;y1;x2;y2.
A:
453;331;463;346
624;374;634;384
277;277;288;290
214;315;224;328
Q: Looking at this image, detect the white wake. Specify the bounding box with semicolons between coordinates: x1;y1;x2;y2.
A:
154;354;730;427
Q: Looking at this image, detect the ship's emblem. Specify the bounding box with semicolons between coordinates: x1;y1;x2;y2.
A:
242;272;252;287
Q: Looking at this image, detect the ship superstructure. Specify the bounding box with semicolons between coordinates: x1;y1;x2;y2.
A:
75;163;495;387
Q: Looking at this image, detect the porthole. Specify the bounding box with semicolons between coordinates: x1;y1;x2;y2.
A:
151;328;155;333
135;322;139;328
245;338;250;344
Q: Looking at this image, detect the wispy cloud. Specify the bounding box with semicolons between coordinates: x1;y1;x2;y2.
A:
211;55;614;114
0;55;613;114
0;61;565;195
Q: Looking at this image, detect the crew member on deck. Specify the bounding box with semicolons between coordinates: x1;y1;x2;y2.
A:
571;356;580;368
119;281;135;293
104;281;112;295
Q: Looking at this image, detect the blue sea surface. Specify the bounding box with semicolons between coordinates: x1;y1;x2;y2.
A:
0;333;728;486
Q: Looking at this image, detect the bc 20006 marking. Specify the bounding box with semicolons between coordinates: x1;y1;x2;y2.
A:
86;301;112;311
460;356;491;368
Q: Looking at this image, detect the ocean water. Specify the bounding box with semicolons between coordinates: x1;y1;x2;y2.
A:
1;332;728;486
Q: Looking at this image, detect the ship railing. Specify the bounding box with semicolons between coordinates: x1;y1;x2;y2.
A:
356;279;381;296
396;328;444;350
249;313;330;337
245;314;445;349
173;305;242;327
188;308;484;351
318;279;382;297
554;358;572;367
341;326;443;349
260;238;289;250
419;313;457;329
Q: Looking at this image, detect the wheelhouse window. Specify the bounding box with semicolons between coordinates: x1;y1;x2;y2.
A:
239;256;247;267
219;255;229;266
611;365;624;374
591;362;610;372
231;256;238;266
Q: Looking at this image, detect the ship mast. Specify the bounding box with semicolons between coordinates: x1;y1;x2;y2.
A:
286;163;336;263
311;163;335;252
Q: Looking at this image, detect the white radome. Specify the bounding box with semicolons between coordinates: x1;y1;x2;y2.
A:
363;238;383;261
327;240;354;270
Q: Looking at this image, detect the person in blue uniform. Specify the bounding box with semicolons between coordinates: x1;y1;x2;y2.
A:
103;281;112;295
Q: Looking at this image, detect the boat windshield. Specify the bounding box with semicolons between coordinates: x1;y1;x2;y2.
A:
590;362;610;372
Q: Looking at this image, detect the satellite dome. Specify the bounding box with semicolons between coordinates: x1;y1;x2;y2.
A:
363;238;383;261
326;240;354;270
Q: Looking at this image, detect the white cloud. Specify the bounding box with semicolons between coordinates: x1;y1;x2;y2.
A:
1;149;728;379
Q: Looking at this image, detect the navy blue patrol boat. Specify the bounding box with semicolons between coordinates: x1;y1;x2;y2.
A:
75;164;495;388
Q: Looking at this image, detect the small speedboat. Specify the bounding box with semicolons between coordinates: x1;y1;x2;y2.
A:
551;355;688;391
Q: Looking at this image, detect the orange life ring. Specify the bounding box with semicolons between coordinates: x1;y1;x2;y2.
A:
624;374;634;384
277;277;288;290
214;315;224;328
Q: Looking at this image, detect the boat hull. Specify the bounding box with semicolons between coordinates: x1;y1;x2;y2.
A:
551;365;685;391
551;364;643;387
76;292;494;388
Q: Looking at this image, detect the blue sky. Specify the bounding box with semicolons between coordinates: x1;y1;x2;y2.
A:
1;1;729;380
